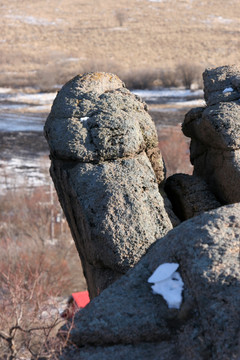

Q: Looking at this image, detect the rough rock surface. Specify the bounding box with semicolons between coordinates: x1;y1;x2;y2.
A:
44;72;174;298
203;65;240;106
44;68;240;360
164;173;221;221
182;65;240;204
60;204;240;360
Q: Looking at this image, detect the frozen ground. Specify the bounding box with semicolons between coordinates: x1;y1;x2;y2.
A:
0;87;203;193
0;87;204;132
132;88;205;105
0;155;50;194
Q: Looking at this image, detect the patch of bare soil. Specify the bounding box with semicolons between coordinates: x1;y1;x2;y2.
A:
0;0;240;88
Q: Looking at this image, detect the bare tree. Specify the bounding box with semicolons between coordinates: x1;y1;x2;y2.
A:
0;251;72;359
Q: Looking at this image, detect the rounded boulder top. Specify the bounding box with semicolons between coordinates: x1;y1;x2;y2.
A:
63;72;125;95
44;71;158;163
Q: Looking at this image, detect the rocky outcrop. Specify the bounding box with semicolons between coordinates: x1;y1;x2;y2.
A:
203;65;240;106
44;72;174;299
165;173;221;221
44;67;240;360
182;65;240;204
60;204;240;360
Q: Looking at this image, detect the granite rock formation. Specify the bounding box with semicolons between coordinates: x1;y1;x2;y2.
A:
182;65;240;204
165;173;221;221
44;72;174;299
44;66;240;360
60;204;240;360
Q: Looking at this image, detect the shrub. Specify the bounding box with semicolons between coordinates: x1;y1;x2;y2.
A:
121;68;159;89
176;62;203;89
0;185;86;358
159;68;180;88
0;242;68;359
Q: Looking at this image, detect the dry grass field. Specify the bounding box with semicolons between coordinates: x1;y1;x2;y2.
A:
1;0;240;88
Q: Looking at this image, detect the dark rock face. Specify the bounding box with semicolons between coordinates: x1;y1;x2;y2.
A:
60;342;179;360
203;65;240;106
165;173;221;221
44;72;174;298
60;204;240;360
182;65;240;204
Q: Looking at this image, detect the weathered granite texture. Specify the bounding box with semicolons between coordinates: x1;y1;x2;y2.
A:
60;204;240;360
203;65;240;106
182;65;240;204
44;68;240;360
165;173;221;221
44;72;174;299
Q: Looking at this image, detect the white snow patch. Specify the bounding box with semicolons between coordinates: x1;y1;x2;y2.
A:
5;15;61;26
173;99;206;107
109;27;129;31
215;16;233;24
0;156;50;194
80;117;89;122
223;87;234;94
132;88;203;99
0;87;12;94
148;263;184;309
151;107;179;113
66;57;80;62
203;15;233;25
7;92;56;105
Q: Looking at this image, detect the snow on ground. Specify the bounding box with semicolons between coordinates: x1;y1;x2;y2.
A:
5;14;62;26
173;99;206;107
132;88;203;99
0;113;45;132
0;87;12;94
150;99;206;110
109;27;129;31
0;87;204;133
4;91;57;105
0;86;204;192
0;156;50;194
0;89;57;131
203;15;234;26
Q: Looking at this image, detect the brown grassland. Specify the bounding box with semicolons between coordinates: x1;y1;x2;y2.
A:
0;0;239;357
0;0;240;88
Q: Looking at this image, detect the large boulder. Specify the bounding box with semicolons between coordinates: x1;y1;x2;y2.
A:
60;203;240;360
164;173;221;221
182;65;240;204
44;68;240;360
44;72;174;298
